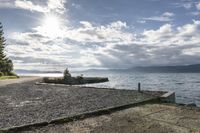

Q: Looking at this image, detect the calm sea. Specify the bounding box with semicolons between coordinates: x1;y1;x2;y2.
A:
20;72;200;106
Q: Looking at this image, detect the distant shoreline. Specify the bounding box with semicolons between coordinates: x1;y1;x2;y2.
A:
15;64;200;74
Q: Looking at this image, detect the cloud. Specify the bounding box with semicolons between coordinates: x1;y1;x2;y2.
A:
2;0;200;70
47;0;66;14
80;21;93;28
196;2;200;10
137;20;146;24
0;0;66;14
71;3;81;9
189;11;200;16
0;0;15;8
162;12;174;17
172;2;193;9
64;21;134;45
109;21;127;29
14;0;48;13
187;2;200;16
5;14;200;70
143;12;175;22
5;20;134;70
82;20;200;68
183;3;193;9
141;20;200;45
142;24;173;44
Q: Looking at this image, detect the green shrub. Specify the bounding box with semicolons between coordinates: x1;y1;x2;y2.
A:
7;71;18;77
0;72;3;77
0;71;18;77
76;74;84;83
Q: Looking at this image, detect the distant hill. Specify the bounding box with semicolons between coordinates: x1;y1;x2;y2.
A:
15;64;200;74
84;64;200;73
128;64;200;73
15;69;62;74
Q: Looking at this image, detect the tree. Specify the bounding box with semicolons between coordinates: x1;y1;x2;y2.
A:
0;22;13;75
63;68;71;80
0;22;6;60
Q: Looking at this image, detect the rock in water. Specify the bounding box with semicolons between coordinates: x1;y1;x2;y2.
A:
186;103;197;107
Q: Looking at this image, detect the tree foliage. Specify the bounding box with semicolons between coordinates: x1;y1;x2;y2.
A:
63;68;71;80
0;22;13;76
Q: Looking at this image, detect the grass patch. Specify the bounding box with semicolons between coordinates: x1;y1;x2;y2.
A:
0;76;19;80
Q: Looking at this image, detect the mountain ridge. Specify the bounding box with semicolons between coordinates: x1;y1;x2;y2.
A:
84;64;200;73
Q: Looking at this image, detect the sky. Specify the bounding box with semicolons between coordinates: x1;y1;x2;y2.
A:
0;0;200;71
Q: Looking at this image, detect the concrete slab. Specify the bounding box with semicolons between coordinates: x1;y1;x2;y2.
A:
13;104;200;133
160;91;176;103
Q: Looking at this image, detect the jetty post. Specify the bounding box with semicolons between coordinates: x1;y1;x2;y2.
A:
138;82;141;92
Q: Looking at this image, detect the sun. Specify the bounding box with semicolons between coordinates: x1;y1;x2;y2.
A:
43;15;60;29
40;15;64;38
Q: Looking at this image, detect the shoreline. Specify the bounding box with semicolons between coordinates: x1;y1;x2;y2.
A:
0;76;199;107
0;76;42;87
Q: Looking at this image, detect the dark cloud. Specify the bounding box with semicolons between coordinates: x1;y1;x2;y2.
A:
8;40;30;46
93;43;200;68
10;56;60;64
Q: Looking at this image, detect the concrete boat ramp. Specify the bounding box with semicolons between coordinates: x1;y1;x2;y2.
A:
0;77;199;133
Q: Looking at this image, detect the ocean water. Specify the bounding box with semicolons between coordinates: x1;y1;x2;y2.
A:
20;72;200;106
75;71;200;106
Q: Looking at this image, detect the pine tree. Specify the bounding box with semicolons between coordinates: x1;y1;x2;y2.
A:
0;22;13;75
0;22;6;60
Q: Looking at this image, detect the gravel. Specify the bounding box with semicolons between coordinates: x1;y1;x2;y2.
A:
0;80;155;129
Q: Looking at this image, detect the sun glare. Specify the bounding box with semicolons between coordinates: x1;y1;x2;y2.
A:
41;15;64;38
